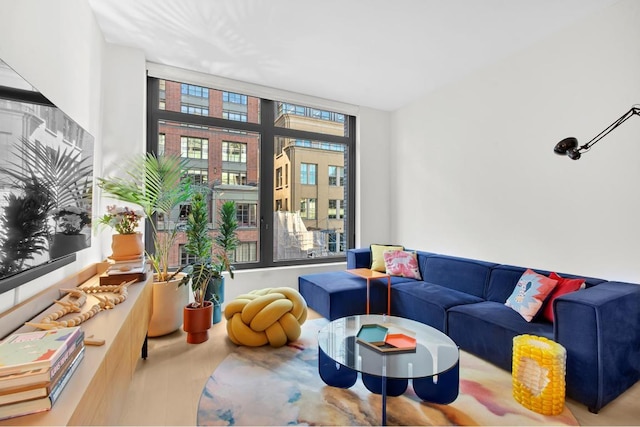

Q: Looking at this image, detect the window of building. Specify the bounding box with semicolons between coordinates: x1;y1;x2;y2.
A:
223;92;247;105
236;203;257;227
328;199;344;219
148;77;355;270
235;241;257;263
222;141;246;163
223;111;247;122
186;168;208;185
179;204;191;221
182;84;209;98
300;198;317;219
222;171;247;185
181;136;208;159
300;163;317;185
328;166;344;186
179;244;198;265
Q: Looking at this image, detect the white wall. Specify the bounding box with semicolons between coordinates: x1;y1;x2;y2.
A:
0;0;105;307
391;0;640;282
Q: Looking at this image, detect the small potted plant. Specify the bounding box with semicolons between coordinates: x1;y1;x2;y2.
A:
97;205;145;261
183;190;215;344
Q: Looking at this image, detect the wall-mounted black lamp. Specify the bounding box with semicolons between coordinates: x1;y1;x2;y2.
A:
553;105;640;160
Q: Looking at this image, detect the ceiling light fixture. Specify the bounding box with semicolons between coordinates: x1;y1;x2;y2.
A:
553;105;640;160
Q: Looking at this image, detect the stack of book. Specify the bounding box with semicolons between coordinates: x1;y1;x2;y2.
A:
100;256;148;285
0;326;85;420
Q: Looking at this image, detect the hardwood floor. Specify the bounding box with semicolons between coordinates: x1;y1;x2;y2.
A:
119;310;640;426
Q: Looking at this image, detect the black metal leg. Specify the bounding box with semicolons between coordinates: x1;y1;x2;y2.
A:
141;334;148;359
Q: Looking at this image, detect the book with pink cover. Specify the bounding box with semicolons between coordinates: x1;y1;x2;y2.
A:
0;327;81;376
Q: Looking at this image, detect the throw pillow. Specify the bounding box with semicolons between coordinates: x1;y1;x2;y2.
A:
370;244;404;272
383;250;422;280
505;269;558;322
540;272;586;323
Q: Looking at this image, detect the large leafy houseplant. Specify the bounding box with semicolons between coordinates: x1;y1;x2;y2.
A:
97;152;192;282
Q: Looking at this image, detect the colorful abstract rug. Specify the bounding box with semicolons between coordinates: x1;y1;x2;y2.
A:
197;318;578;426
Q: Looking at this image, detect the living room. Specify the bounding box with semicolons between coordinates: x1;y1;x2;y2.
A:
0;0;639;425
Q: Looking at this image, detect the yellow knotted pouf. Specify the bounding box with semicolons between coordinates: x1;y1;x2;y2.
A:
512;334;567;415
224;287;308;348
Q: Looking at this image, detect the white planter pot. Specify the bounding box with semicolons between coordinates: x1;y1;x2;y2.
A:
148;273;189;337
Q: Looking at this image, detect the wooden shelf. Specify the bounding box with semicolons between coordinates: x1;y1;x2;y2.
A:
0;263;153;425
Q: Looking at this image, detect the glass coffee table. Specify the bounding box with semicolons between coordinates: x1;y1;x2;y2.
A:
317;314;459;425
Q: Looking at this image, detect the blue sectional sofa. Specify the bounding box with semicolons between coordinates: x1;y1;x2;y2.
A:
298;248;640;413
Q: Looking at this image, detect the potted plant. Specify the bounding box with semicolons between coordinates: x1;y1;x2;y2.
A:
182;190;214;343
96;205;145;261
207;200;240;306
97;152;192;337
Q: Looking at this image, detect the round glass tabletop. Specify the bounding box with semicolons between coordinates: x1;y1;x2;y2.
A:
318;314;459;379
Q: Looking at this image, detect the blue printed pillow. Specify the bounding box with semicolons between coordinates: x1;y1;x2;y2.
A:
505;269;558;322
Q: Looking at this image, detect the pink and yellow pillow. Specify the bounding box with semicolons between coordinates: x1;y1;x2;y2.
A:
370;244;404;272
383;250;422;280
505;269;557;322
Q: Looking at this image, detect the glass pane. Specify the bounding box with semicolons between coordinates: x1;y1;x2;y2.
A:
274;102;347;137
158;120;260;269
159;80;261;124
273;136;348;260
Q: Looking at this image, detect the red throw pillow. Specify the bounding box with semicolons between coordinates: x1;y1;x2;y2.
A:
542;272;585;322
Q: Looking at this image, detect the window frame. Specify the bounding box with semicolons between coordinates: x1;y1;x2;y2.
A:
147;77;356;270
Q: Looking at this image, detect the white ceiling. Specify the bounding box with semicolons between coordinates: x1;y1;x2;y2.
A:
88;0;620;111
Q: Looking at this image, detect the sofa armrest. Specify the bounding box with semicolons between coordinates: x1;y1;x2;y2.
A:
553;281;640;412
347;248;371;269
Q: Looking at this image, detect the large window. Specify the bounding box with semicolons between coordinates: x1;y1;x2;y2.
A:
148;77;355;269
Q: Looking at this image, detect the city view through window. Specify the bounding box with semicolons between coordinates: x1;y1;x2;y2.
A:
150;78;354;270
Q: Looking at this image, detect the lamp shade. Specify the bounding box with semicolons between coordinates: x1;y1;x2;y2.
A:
553;137;578;155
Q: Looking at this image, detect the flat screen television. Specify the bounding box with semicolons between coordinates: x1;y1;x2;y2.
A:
0;58;94;294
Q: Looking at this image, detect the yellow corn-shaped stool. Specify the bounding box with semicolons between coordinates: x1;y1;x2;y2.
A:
512;334;566;415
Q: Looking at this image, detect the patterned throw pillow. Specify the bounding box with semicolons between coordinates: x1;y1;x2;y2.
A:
505;269;558;322
540;272;586;323
370;244;404;272
383;250;422;280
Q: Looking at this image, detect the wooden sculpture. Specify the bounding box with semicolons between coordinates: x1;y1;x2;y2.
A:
26;279;135;330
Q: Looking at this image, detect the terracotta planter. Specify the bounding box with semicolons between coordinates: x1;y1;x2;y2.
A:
148;273;190;337
110;232;144;261
184;301;214;344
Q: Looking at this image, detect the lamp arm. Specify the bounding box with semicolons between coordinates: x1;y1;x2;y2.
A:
578;106;640;154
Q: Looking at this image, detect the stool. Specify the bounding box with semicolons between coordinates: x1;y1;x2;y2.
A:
224;287;308;347
512;334;566;415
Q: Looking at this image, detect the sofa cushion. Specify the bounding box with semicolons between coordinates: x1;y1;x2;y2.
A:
447;301;554;371
383;250;422;280
540;272;585;322
421;255;497;298
370;244;404;272
298;271;396;320
391;282;484;332
505;269;558;322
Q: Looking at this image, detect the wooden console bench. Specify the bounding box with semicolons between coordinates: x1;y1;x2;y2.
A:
0;263;152;425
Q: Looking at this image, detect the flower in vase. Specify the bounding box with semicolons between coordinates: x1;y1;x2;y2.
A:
52;206;91;235
97;205;145;234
